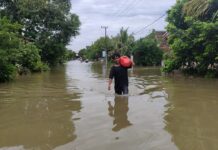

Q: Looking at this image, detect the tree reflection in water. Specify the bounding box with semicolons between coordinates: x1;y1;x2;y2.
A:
0;66;82;150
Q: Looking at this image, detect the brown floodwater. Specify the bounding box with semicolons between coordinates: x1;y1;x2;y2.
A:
0;60;218;150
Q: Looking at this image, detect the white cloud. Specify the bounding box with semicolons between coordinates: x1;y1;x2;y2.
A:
67;0;176;52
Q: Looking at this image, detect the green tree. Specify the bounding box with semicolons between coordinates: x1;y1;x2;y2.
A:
0;17;22;82
132;35;163;66
65;50;76;60
183;0;218;21
163;0;218;77
83;37;115;60
0;17;45;82
78;48;87;59
82;27;135;61
0;0;81;65
114;27;135;55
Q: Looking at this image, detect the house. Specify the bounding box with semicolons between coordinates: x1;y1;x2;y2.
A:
154;31;170;53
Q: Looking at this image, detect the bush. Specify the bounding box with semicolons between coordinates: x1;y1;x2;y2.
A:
0;63;16;82
133;38;163;66
0;18;49;82
16;42;42;71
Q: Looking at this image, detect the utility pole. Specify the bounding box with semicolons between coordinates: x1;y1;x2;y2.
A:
101;26;108;66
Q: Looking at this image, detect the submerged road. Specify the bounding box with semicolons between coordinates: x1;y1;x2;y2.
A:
0;60;218;150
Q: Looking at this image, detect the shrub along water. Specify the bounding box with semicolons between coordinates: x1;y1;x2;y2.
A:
0;0;81;82
0;17;47;82
163;0;218;77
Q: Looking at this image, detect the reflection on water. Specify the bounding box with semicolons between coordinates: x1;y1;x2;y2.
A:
163;78;218;150
1;61;218;150
108;96;132;132
54;61;177;150
0;66;81;150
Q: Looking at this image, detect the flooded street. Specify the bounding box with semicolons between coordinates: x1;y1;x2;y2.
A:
0;60;218;150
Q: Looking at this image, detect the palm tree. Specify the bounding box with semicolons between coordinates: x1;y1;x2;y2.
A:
115;27;135;55
183;0;218;20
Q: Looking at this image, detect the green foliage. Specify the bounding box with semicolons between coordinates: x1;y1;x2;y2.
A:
132;36;163;66
89;37;108;60
65;50;76;60
0;0;81;66
16;42;43;72
0;17;20;81
183;0;218;21
0;17;47;82
79;27;164;67
0;63;16;82
0;0;81;82
82;37;115;60
166;0;188;30
79;27;135;61
78;48;88;59
162;52;181;73
163;0;218;77
113;27;135;55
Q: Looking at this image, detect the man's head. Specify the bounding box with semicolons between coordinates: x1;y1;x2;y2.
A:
111;52;121;60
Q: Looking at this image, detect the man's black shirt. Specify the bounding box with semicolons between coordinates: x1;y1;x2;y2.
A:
109;65;128;94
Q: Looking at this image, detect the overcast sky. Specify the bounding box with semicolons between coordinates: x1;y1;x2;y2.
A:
68;0;176;52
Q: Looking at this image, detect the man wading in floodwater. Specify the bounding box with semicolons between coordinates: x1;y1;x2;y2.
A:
108;52;129;95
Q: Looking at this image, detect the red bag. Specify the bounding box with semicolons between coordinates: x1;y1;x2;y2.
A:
119;56;133;68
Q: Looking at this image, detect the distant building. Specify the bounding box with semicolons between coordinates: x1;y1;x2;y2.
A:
154;31;170;53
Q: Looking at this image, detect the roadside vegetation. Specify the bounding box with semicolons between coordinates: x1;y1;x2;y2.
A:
79;0;218;78
163;0;218;77
79;28;163;66
1;0;217;82
0;0;80;82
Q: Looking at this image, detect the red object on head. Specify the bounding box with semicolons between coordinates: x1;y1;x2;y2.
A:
119;56;132;68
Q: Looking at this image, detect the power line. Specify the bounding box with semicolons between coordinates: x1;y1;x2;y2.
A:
113;0;135;16
133;13;166;35
111;0;131;16
115;0;141;17
114;13;167;52
109;0;142;29
122;0;144;16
